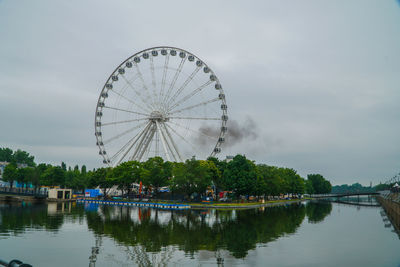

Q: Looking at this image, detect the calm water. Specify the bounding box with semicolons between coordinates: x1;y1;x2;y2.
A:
0;199;399;267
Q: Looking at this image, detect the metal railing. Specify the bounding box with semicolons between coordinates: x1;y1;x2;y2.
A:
0;187;47;198
0;258;32;267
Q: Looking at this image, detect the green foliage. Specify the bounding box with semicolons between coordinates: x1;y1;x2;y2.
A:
41;166;66;187
110;161;141;195
0;147;35;166
256;164;305;196
170;158;213;199
223;155;257;198
91;167;112;196
307;174;332;194
141;157;171;195
331;183;376;194
0;148;13;162
3;164;18;188
374;183;390;191
206;157;225;190
0;146;333;199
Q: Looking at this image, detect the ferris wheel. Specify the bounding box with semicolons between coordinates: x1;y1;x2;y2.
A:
95;46;228;166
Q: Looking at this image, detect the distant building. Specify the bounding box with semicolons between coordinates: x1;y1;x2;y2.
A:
0;161;9;178
48;188;72;200
0;162;9;187
225;155;234;162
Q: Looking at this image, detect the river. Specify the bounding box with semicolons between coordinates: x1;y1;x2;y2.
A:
0;199;399;266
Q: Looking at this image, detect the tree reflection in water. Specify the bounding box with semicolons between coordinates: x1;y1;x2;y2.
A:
0;201;332;264
85;202;331;259
0;202;83;235
306;201;333;223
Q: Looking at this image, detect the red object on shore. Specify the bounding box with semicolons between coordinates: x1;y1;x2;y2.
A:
139;181;143;195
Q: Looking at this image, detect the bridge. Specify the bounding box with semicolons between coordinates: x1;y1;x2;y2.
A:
324;199;380;207
311;192;380;207
310;192;379;199
0;187;47;200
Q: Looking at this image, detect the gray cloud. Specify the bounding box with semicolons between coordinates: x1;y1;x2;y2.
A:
0;0;400;185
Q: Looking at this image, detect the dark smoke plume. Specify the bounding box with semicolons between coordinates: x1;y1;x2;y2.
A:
196;117;259;147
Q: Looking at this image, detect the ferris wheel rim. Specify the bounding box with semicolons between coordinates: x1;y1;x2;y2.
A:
95;46;228;166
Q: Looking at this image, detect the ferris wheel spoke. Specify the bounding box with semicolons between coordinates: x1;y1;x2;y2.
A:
159;54;170;105
114;122;152;165
168;97;220;115
134;63;158;109
136;125;156;162
120;75;154;111
155;121;172;161
104;105;149;117
109;123;149;164
164;122;201;157
102;117;149;127
161;122;183;162
168;80;213;111
103;121;148;145
143;131;154;160
160;124;178;162
149;56;158;102
163;57;187;104
168;121;216;140
109;88;152;114
129;124;152;162
167;66;201;108
169;116;221;121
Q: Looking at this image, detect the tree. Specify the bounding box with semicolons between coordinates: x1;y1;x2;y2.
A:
282;168;304;195
12;149;35;167
3;164;18;188
307;174;332;194
81;165;87;175
0;148;13;162
91;167;112;198
170;158;212;199
111;161;142;196
207;157;225;191
223;155;257;198
40;166;66;187
61;162;67;171
141;157;171;197
30;166;42;192
305;179;314;194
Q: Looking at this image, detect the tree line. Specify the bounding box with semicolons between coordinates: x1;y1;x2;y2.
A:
0;147;35;166
1;147;332;199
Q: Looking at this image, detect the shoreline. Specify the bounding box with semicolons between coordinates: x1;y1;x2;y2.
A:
76;198;308;210
1;196;310;209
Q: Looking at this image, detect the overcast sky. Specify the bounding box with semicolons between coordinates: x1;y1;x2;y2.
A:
1;0;399;185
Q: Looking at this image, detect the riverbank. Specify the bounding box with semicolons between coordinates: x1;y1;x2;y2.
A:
377;192;400;235
76;197;308;210
189;198;306;209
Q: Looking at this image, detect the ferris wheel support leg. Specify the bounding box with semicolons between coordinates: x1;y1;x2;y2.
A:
130;123;153;161
159;123;178;162
155;121;172;162
161;122;183;162
137;124;156;162
116;122;151;166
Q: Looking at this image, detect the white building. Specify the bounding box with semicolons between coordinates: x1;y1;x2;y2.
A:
0;161;9;187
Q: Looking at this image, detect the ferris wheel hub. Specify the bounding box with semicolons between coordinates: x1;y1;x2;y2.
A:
150;111;167;122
